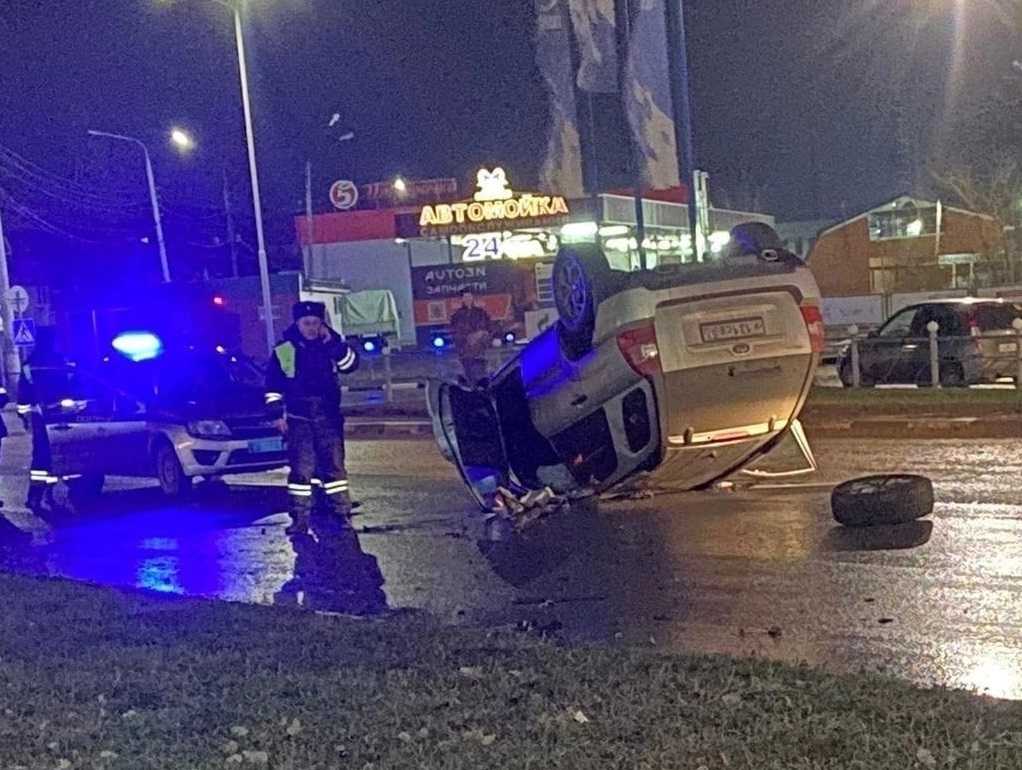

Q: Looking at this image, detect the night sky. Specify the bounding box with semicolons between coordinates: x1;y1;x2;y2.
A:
1;0;1019;260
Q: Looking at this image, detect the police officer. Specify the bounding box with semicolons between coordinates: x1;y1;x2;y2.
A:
265;302;359;535
17;328;69;510
0;383;8;508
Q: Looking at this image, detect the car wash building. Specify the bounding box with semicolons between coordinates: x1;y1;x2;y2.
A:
297;168;775;349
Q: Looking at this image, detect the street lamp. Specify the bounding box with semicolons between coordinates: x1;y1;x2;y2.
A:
87;129;171;283
305;126;355;278
222;0;276;355
170;127;195;151
158;0;274;351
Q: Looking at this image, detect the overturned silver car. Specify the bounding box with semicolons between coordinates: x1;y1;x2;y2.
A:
429;223;823;510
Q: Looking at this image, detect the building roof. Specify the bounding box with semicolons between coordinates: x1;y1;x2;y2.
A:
817;194;996;240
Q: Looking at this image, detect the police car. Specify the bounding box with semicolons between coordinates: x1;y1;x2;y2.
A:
40;332;286;506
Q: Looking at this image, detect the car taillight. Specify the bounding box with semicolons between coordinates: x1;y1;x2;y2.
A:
617;323;661;376
800;304;825;353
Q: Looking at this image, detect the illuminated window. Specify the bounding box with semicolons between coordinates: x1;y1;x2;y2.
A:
868;207;939;241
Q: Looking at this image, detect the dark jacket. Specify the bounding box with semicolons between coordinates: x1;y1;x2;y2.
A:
0;385;8;439
450;305;492;359
265;324;359;420
17;349;70;417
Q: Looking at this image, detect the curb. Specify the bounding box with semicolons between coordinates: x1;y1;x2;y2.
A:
345;420;433;440
804;418;1022;439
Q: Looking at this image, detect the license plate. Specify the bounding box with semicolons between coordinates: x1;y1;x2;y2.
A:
700;317;766;343
999;342;1018;353
248;437;284;454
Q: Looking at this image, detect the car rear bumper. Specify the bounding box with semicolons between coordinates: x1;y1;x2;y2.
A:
649;432;777;490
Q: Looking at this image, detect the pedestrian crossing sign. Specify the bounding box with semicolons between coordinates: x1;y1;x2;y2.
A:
13;318;35;347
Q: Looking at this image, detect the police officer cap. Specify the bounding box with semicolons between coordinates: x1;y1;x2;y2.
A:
292;301;326;321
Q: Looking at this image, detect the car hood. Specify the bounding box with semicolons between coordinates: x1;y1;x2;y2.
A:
153;385;267;421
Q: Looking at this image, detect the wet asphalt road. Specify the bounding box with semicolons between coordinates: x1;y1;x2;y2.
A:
1;432;1021;700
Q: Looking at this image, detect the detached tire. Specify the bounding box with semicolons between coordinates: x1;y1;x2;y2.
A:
553;245;612;359
831;475;933;527
155;442;192;499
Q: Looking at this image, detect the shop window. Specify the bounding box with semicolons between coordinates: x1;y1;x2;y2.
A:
868;207;939;241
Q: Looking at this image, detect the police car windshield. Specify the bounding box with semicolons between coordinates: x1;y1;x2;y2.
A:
158;351;264;399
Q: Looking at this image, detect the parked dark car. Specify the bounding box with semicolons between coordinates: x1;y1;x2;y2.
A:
837;299;1022;387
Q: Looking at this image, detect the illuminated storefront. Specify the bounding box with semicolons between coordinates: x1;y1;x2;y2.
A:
297;166;775;347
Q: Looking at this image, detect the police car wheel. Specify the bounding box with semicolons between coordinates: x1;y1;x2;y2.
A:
155;442;192;498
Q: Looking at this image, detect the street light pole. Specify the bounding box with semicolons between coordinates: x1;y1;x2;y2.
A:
231;3;276;355
87;130;171;282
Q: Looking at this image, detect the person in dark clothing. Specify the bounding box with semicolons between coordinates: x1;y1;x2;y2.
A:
450;290;493;384
17;328;70;510
0;383;8;508
265;301;359;536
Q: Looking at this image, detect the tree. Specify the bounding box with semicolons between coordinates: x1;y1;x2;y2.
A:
930;152;1022;284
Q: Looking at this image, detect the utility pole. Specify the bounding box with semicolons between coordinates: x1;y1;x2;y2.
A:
0;206;20;388
223;169;239;278
304;161;314;277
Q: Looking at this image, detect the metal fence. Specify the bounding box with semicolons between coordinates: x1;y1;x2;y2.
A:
834;321;1022;389
344;345;521;402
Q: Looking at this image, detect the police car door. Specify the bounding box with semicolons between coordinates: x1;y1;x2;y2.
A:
48;370;149;478
45;368;111;478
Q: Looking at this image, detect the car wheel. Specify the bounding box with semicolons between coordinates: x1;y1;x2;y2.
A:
553;245;612;359
725;222;787;259
155;441;192;499
940;362;966;388
831;474;934;528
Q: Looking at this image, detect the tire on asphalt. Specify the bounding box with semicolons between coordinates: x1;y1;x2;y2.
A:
552;244;613;359
831;474;934;527
154;441;193;499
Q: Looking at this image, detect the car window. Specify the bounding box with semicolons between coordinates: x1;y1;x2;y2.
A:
879;308;918;338
931;306;964;337
156;352;264;405
973;304;1021;332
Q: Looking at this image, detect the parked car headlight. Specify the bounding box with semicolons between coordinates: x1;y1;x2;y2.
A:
187;420;232;439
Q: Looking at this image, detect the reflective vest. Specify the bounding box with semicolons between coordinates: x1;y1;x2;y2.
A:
275;341;297;379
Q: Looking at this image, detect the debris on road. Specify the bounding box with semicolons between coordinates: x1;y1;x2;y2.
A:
831;474;934;528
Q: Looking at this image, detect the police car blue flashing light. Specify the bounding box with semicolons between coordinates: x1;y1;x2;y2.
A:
111;332;164;362
432;335;447;349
